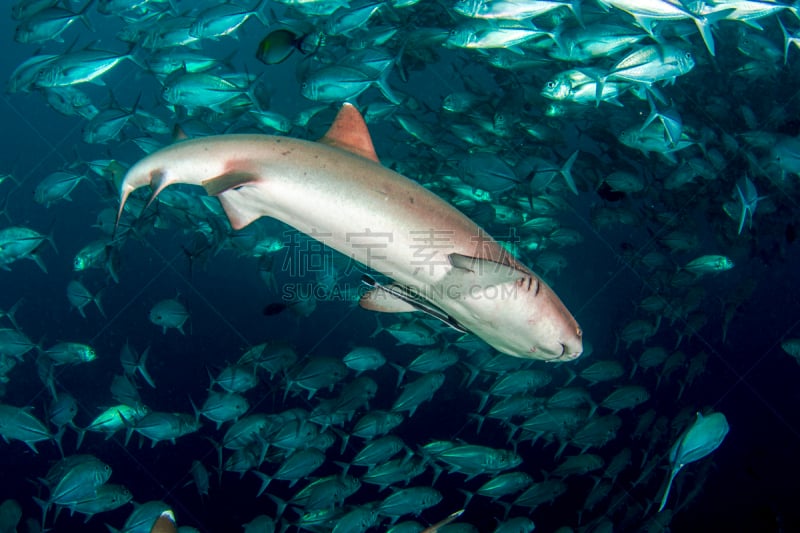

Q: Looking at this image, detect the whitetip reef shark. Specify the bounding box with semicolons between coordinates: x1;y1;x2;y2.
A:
117;103;583;362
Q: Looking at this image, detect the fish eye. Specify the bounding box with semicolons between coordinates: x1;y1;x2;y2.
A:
684;51;693;60
546;80;556;89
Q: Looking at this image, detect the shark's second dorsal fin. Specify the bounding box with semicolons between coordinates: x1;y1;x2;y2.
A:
319;103;380;164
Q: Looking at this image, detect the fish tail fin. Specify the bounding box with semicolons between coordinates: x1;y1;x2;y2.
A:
555;439;568;460
206;366;217;391
375;67;402;105
245;72;267;109
124;425;135;448
137;347;156;388
560;150;579;195
691;16;715;57
461;360;480;389
42;220;58;256
498;501;512;521
30;252;47;273
594;74;607;107
779;16;793;65
657;468;678;512
735;182;748;235
429;463;444;487
53;425;66;458
370;314;384;338
203;436;224;486
459;487;474;509
75;426;86;450
0;196;9;224
568;0;583;26
126;43;147;72
389;363;405;388
475;390;490;414
333;460;350;477
253;0;271;26
394;41;409;83
791;4;800;23
35;333;48;359
504;423;519;445
93;287;107;318
5;296;23;330
189;395;200;423
629;359;638;379
677;379;687;400
266;494;287;520
33;496;49;531
641;91;660;132
78;0;96;32
468;413;485;434
253;471;272;497
282;372;294;404
331;427;349;455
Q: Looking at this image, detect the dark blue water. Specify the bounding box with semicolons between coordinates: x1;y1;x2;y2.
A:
2;3;800;533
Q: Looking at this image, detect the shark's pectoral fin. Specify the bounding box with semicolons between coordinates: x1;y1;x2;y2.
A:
360;286;418;314
359;275;469;333
448;253;536;290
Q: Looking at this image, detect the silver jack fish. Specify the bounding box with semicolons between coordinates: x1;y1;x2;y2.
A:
117;104;583;362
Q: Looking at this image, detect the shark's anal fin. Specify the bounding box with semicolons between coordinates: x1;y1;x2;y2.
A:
319;103;380;163
359;275;469;333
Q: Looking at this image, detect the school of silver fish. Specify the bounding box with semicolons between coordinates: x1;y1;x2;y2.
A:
3;0;800;531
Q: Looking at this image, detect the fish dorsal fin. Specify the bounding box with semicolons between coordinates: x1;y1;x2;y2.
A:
319;103;380;163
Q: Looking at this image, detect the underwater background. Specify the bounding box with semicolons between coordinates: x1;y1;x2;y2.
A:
2;1;800;532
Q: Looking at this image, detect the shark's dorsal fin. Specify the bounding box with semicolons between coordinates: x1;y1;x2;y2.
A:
319;103;380;164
